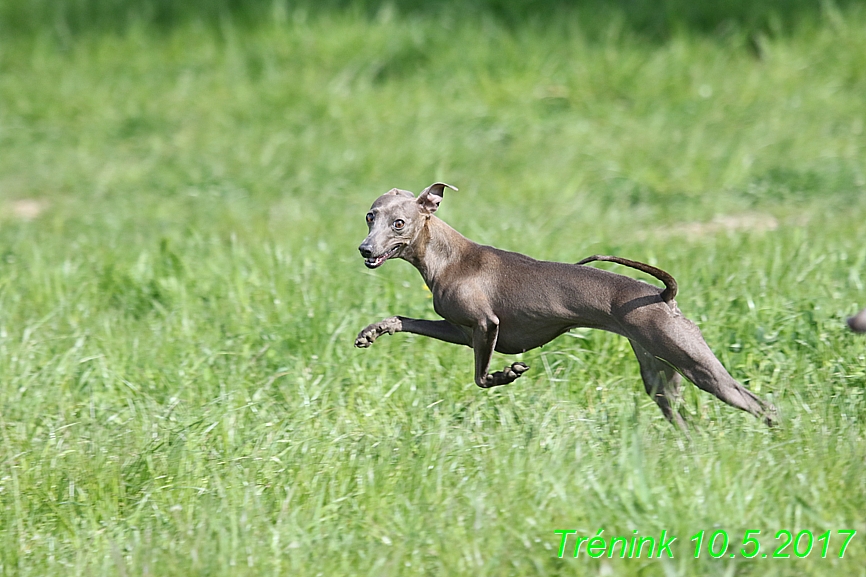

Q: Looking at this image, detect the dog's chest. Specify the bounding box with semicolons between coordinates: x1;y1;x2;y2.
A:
429;281;490;326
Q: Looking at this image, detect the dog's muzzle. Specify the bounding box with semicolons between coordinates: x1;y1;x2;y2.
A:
360;244;401;269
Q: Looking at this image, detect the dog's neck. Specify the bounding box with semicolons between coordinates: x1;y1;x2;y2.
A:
401;216;473;286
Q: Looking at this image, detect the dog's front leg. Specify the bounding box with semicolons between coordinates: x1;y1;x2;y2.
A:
472;318;529;388
355;316;471;348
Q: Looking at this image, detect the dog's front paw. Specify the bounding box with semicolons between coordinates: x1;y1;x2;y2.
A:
354;330;375;348
354;317;401;348
354;324;383;348
477;374;496;388
508;362;529;378
477;362;530;388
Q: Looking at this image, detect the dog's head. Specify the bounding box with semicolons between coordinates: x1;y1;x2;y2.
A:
358;182;457;269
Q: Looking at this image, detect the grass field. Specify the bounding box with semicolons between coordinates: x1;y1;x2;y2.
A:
1;2;866;575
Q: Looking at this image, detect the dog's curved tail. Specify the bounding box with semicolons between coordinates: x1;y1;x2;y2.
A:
577;255;678;303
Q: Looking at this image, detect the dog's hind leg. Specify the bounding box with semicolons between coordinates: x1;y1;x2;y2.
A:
635;315;776;426
629;340;688;429
680;354;775;426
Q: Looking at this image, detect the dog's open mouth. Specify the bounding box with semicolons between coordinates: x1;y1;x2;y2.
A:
364;245;401;269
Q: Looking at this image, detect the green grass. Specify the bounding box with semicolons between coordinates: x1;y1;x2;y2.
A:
1;0;858;39
1;3;866;575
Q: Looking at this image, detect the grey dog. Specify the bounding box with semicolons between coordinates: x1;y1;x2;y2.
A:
355;182;777;427
849;308;866;333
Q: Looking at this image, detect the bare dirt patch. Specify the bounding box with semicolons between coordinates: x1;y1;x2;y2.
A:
642;213;781;240
3;199;49;221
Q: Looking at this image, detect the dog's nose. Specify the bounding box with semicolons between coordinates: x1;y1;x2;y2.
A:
359;244;373;258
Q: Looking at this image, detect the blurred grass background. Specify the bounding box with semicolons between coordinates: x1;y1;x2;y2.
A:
1;1;865;575
2;0;864;40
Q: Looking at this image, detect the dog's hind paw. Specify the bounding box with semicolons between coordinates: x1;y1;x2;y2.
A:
763;403;780;427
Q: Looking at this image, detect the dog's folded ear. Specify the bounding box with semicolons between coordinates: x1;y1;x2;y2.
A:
417;182;458;214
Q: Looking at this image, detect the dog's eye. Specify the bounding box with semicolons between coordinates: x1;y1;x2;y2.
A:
393;219;405;230
366;212;374;224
